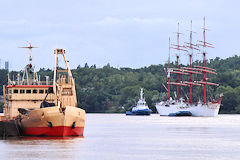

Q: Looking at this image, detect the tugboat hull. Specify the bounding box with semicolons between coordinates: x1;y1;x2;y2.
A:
126;109;152;116
20;106;85;136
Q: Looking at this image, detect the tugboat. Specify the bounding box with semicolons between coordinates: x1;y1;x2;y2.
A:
126;88;152;116
2;44;86;136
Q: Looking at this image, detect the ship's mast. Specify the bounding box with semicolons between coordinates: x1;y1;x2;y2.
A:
189;21;193;104
171;23;187;100
140;88;144;100
167;37;171;100
184;21;200;104
176;23;180;100
203;18;207;103
198;17;214;104
19;42;38;85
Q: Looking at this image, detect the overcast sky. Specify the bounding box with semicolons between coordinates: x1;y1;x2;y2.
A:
0;0;239;71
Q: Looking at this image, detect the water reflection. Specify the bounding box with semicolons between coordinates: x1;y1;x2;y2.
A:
0;114;240;160
0;136;84;160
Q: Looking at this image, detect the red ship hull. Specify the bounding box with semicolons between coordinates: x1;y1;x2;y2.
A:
20;106;86;137
23;126;84;137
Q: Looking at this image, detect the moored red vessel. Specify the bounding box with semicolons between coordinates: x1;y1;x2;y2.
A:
2;44;85;136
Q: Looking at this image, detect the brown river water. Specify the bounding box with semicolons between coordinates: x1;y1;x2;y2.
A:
0;114;240;160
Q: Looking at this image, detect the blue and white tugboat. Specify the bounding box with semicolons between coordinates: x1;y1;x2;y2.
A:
126;88;152;116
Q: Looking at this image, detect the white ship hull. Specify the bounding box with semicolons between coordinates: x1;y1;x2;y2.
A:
156;98;222;117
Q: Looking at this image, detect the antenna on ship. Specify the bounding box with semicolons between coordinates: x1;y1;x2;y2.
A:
19;41;39;85
19;41;39;64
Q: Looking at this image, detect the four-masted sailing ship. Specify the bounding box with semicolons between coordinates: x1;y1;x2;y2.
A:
156;18;223;117
3;44;85;136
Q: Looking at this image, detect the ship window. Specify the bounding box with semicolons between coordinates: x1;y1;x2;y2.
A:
26;90;31;94
33;89;38;94
39;90;44;94
9;89;12;94
20;90;25;94
14;89;19;94
45;90;48;93
62;88;72;95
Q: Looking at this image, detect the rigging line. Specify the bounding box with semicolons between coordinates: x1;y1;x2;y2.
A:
209;86;214;101
180;70;188;100
180;84;188;100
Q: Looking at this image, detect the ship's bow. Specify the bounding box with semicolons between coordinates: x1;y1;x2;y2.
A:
21;106;86;137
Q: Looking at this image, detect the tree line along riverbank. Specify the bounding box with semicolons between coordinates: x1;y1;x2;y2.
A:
0;55;240;114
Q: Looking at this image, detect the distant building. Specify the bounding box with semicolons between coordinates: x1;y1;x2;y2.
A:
5;61;9;71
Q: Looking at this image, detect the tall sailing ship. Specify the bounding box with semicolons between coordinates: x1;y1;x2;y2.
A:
3;43;85;136
156;18;223;117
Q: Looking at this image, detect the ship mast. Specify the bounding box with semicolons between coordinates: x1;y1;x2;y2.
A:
171;23;187;100
202;18;207;103
140;88;144;100
167;37;171;100
19;42;39;85
184;21;200;104
198;17;214;104
176;23;180;100
189;21;193;104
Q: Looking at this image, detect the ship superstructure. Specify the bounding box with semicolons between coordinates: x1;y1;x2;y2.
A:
156;18;223;117
3;42;54;120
